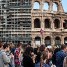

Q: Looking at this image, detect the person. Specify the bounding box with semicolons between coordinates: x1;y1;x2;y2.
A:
9;42;15;67
9;42;15;55
0;41;3;50
52;48;60;65
35;52;41;67
35;48;53;67
47;48;56;67
42;51;51;67
14;42;22;67
23;46;35;67
39;45;45;52
0;43;11;67
56;45;67;67
63;56;67;67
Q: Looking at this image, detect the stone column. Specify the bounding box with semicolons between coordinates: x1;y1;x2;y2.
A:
49;2;53;12
61;18;63;30
61;19;64;45
51;36;55;46
51;18;54;30
41;35;44;45
31;38;35;48
61;35;64;45
41;0;44;30
32;18;34;30
58;1;64;13
41;0;43;11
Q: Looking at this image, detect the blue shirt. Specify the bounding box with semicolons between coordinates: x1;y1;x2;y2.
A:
56;50;66;67
35;62;51;67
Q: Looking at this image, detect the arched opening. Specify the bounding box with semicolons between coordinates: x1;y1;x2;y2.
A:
45;36;51;46
63;20;67;29
53;3;58;11
33;2;40;9
43;2;49;10
54;19;60;29
35;37;41;46
44;19;51;28
55;37;61;46
34;18;41;28
64;37;67;45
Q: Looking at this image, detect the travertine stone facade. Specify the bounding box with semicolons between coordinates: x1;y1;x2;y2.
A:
0;0;67;47
31;0;67;47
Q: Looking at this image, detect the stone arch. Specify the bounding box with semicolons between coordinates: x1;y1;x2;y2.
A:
63;20;67;29
33;1;40;9
44;18;51;28
34;18;41;28
55;37;61;45
35;36;41;46
45;36;51;46
64;37;67;45
43;2;49;10
53;2;58;11
54;19;60;29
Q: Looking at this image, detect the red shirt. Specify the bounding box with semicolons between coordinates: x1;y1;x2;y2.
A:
14;48;21;65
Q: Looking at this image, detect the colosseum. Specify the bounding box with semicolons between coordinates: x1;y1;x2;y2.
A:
0;0;67;47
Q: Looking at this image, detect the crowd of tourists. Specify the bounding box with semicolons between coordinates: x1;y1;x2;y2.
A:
0;41;67;67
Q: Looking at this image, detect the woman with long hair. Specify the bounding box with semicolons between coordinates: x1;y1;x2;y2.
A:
63;56;67;67
23;46;35;67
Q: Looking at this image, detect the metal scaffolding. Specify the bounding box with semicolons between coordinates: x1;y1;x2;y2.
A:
0;0;32;44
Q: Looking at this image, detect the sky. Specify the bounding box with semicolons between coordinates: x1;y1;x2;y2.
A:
62;0;67;12
0;0;67;12
33;0;67;12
